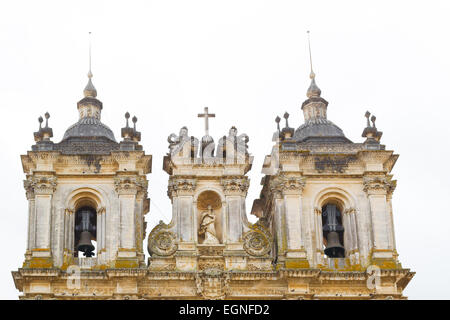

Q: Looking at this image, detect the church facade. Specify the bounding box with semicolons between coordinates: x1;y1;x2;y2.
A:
12;65;414;299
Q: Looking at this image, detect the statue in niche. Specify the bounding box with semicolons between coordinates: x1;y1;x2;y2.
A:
199;205;219;244
168;126;198;159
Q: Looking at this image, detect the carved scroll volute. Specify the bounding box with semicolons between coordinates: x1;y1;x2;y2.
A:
147;221;177;257
243;219;272;257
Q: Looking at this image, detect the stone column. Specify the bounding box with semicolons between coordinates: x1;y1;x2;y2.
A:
343;208;360;266
28;174;57;268
277;173;309;268
114;174;140;268
24;179;36;257
363;175;398;268
167;177;197;244
313;207;325;267
221;176;249;243
272;189;285;266
62;208;74;268
135;189;147;266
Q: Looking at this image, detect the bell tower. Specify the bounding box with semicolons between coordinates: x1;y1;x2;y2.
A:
252;66;414;298
12;61;152;299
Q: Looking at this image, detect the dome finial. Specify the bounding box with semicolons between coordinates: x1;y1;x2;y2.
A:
306;30;321;98
83;32;97;98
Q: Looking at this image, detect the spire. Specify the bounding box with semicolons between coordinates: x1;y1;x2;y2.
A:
83;32;97;98
306;31;321;99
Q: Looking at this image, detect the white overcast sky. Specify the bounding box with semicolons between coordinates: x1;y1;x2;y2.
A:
1;0;449;300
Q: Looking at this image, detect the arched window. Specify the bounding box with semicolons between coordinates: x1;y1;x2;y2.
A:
322;203;345;258
74;206;97;258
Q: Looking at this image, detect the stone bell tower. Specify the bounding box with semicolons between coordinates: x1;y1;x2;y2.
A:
12;66;152;299
251;68;415;299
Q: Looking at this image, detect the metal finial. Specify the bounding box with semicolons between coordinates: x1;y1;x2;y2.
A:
307;31;315;79
284;112;290;127
275;116;281;131
83;32;98;98
125;112;130;127
88;32;92;78
371;115;376;128
44;112;50;127
132;116;137;130
38;116;43;129
365;111;371;127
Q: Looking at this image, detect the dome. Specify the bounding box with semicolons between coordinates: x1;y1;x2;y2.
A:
294;118;351;143
62;117;116;142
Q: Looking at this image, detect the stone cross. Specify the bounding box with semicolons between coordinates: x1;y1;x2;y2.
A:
198;107;215;136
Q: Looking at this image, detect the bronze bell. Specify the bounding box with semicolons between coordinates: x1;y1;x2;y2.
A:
324;231;345;258
75;207;96;257
77;231;95;257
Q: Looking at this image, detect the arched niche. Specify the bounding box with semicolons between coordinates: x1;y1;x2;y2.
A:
196;190;223;244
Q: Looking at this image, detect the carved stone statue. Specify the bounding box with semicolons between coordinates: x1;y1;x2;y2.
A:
199;205;219;244
168;126;198;159
216;126;249;163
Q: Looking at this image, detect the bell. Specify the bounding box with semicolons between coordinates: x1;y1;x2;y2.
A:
77;231;95;257
324;231;345;258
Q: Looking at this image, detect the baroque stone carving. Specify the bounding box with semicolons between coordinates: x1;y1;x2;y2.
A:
195;270;231;300
199;206;219;244
220;176;249;195
269;174;305;196
243;219;272;257
168;126;199;159
147;221;177;257
167;177;197;198
363;176;395;194
26;175;57;195
114;175;147;194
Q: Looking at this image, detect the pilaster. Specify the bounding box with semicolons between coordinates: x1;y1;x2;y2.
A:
363;174;399;269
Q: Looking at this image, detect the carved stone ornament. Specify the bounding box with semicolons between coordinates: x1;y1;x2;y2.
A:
243;219;272;257
270;174;305;196
220;176;249;195
195;270;231;300
167;177;197;198
26;175;57;195
147;221;177;257
114;175;146;195
363;176;395;194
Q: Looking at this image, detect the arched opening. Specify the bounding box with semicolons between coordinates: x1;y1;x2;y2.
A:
322;203;345;258
197;190;222;244
74;205;97;258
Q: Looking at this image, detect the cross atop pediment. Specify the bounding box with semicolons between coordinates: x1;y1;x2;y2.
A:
198;107;215;136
